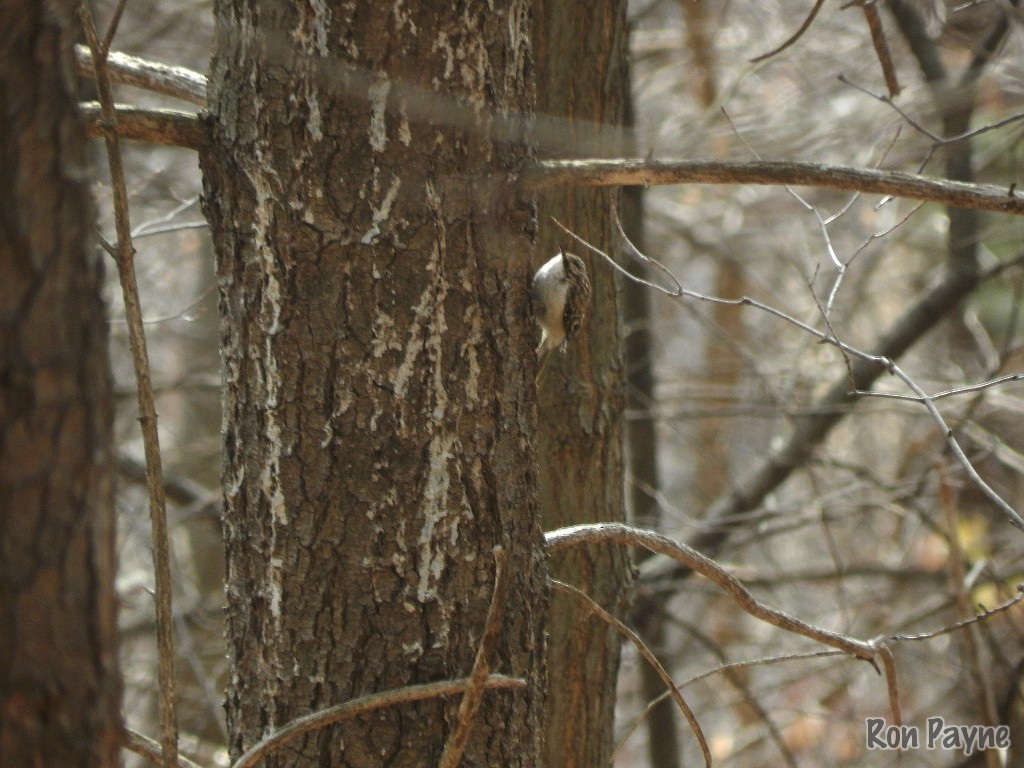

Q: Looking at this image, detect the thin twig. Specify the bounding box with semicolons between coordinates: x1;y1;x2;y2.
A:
838;73;1024;147
888;585;1024;643
750;0;827;62
621;585;1023;756
939;477;1000;766
878;359;1024;531
437;548;510;768
876;646;903;726
551;580;712;768
78;6;179;768
563;210;1024;531
862;1;902;97
230;676;527;768
552;213;682;297
856;373;1024;402
99;0;129;57
616;649;844;763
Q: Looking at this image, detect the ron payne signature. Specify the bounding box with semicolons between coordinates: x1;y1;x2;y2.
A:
866;717;1010;756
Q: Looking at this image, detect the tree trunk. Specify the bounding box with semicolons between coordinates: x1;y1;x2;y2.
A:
532;4;632;767
201;2;547;766
0;2;121;766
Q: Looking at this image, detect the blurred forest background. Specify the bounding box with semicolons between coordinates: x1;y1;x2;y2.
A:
91;0;1024;766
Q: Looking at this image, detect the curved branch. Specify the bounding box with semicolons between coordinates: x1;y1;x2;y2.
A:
522;159;1024;216
230;676;527;768
75;44;207;105
750;0;827;63
551;579;712;768
547;523;882;662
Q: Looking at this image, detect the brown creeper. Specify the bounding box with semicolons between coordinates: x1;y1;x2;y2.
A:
532;247;592;381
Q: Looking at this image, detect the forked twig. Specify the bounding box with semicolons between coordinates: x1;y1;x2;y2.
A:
546;524;886;663
547;524;913;729
229;676;527;768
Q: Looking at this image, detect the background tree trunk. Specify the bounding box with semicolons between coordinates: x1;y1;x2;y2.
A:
201;1;547;766
0;1;121;765
532;3;632;767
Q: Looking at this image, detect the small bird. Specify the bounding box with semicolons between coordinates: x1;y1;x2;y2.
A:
531;247;592;382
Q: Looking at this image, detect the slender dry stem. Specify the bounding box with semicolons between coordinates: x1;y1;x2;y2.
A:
551;580;712;768
78;6;179;767
437;548;511;768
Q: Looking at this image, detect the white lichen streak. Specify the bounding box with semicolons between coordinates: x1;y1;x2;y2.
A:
460;301;483;401
305;90;323;143
385;180;468;612
360;175;401;244
417;432;457;605
391;0;418;35
367;77;391;153
243;155;289;732
397;100;412;146
433;31;455;81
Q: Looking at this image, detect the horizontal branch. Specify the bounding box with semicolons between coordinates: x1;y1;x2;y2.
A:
79;102;205;151
75;44;207;105
71;47;1023;218
522;159;1024;216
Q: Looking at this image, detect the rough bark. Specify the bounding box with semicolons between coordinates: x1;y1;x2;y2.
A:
0;1;121;766
532;4;632;767
201;2;547;767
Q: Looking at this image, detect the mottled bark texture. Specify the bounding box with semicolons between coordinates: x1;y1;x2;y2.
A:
200;2;547;767
532;3;632;767
0;1;121;766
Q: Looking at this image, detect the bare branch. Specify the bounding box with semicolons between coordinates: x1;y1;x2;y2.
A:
551;580;712;768
617;649;844;763
78;6;179;767
229;676;527;768
99;0;129;57
547;523;883;662
521;159;1024;216
750;0;827;62
437;548;510;768
857;373;1024;402
877;646;903;726
878;359;1024;531
862;2;901;97
79;102;205;150
75;44;208;105
888;586;1024;643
